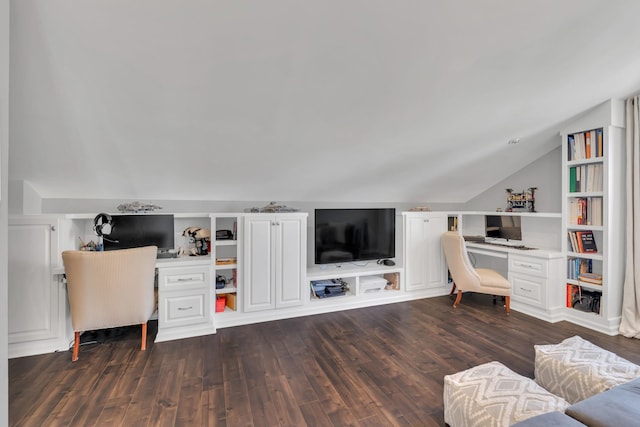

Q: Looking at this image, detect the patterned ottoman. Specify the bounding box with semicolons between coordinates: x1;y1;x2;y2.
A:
534;335;640;404
443;361;570;427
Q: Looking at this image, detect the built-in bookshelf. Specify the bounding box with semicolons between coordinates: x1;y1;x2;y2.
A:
561;100;625;335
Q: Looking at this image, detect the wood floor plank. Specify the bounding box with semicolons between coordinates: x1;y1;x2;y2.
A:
147;358;185;426
223;378;254;426
10;295;640;427
202;386;227;427
264;374;307;427
244;383;280;427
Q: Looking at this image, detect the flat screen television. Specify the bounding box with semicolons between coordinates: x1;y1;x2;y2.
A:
104;214;175;252
485;215;522;241
315;208;395;264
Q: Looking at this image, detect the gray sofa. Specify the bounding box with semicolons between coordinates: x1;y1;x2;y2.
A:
512;377;640;426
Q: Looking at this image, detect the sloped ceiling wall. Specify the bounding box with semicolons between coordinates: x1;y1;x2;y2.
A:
8;1;640;204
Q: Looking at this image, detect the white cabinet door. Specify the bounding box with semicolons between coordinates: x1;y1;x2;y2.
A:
8;216;69;357
275;215;306;309
244;214;307;313
404;213;446;291
244;216;276;312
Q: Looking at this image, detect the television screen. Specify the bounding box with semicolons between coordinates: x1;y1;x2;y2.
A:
315;208;395;264
485;215;522;241
104;214;175;252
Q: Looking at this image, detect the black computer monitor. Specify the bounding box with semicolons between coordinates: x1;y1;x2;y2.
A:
104;214;175;252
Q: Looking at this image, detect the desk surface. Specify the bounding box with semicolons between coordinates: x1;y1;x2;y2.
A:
53;254;212;275
465;242;563;259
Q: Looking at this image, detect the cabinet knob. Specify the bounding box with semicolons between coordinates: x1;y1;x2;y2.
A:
51;226;56;231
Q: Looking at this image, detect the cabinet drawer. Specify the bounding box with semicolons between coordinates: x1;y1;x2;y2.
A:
159;292;208;328
158;265;210;291
509;255;548;278
510;273;545;307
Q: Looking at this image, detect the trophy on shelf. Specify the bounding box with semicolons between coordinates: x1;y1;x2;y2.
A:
506;187;536;212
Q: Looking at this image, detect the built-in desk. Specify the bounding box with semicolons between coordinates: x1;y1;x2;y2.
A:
465;242;562;259
54;254;216;345
465;242;565;322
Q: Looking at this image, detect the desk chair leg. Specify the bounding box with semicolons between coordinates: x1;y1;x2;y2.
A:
72;331;80;362
141;322;147;351
453;291;463;308
505;296;511;315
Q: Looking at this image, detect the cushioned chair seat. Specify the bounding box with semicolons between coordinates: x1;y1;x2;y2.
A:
476;268;512;290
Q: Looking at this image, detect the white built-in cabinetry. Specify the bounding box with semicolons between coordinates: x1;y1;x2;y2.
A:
508;253;564;322
243;213;307;312
403;212;447;294
8;216;71;358
561;99;625;335
155;261;214;342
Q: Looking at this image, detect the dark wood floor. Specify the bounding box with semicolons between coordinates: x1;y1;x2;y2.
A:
9;294;640;426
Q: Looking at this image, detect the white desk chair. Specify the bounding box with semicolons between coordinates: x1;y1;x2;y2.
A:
441;232;511;314
62;246;157;361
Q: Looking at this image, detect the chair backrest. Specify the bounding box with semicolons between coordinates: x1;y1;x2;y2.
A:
441;232;481;291
62;246;157;332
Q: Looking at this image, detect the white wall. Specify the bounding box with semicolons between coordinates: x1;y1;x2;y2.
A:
1;0;9;422
463;146;562;213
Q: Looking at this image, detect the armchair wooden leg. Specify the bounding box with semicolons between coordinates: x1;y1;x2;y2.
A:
72;331;80;362
453;291;463;308
141;322;147;351
505;296;511;315
449;282;457;296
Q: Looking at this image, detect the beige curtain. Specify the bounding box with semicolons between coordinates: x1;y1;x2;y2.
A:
620;95;640;338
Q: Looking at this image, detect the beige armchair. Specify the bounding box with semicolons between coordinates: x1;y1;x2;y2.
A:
62;246;157;361
441;232;511;314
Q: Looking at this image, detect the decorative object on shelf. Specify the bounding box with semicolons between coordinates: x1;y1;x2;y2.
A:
78;237;98;251
506;187;536;212
244;201;299;213
182;226;210;256
117;201;163;213
384;272;400;290
409;206;432;212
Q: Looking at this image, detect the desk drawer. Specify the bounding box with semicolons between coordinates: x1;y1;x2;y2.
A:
510;273;544;307
509;255;548;278
158;265;210;291
160;291;208;328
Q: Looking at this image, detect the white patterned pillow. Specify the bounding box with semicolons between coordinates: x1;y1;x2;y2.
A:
444;361;570;427
534;335;640;404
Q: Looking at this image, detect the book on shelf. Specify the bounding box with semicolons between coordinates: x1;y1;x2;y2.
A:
567;284;578;308
577;231;597;252
568;164;603;193
567;230;598;253
216;257;237;265
597;128;603;157
578;272;602;285
569;197;603;226
568;128;604;161
567;257;592;280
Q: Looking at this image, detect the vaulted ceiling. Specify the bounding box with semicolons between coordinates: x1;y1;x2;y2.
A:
9;1;640;204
